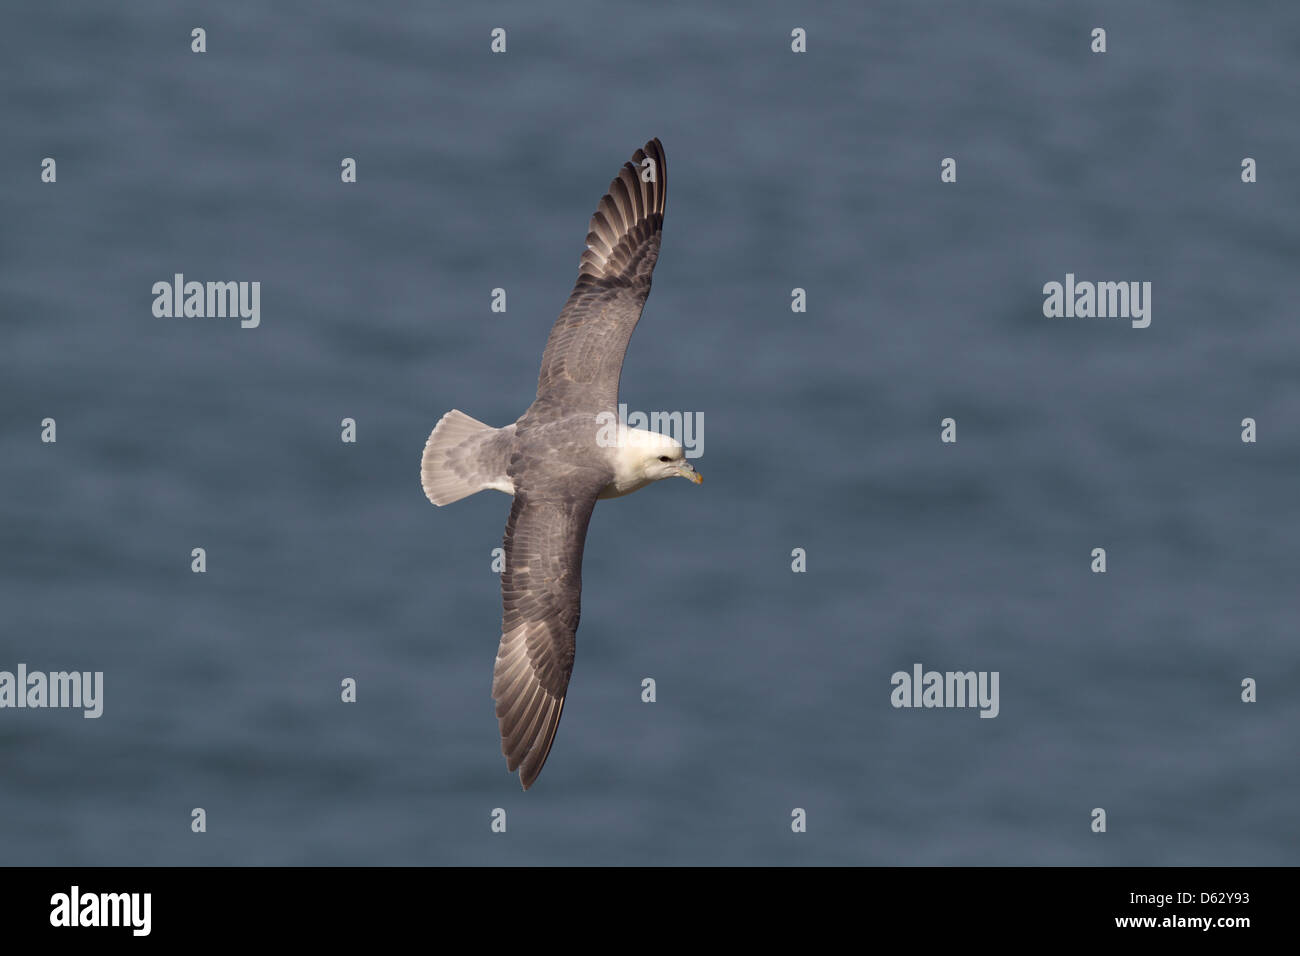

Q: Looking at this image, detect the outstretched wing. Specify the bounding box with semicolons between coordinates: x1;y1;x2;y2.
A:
493;484;603;789
526;138;667;423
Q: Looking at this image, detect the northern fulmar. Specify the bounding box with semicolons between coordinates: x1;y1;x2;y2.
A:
420;138;700;789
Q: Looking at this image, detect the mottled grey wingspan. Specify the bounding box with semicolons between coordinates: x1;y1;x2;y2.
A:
526;138;666;424
492;476;605;789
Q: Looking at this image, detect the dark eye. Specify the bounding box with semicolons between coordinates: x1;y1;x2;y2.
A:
658;456;670;462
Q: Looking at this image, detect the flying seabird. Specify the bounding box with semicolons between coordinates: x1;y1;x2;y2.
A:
420;138;701;789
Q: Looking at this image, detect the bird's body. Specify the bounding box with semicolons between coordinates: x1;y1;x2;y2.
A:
420;139;700;789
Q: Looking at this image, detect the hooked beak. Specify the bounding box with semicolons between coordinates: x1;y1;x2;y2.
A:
676;461;702;485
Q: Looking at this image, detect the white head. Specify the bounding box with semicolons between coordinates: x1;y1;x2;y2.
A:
608;426;702;493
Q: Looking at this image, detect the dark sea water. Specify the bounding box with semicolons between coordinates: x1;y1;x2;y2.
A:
2;1;1297;865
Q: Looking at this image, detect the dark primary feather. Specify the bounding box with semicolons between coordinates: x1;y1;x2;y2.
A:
525;138;667;425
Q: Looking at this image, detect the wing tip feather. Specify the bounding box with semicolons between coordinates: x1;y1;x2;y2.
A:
577;138;666;282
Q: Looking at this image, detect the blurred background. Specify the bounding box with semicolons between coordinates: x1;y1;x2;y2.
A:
1;0;1297;865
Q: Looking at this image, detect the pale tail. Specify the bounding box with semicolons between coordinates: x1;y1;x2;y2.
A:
421;410;516;506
